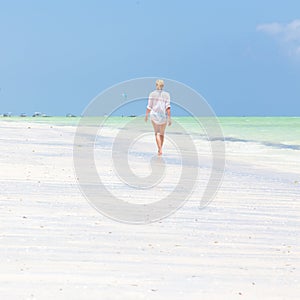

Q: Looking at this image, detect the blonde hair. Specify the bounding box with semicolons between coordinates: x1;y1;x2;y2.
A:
156;79;164;90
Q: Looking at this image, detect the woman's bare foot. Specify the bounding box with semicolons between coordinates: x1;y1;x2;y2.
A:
158;149;162;156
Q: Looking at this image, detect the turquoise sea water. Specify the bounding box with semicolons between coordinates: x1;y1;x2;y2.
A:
2;116;300;149
219;117;300;147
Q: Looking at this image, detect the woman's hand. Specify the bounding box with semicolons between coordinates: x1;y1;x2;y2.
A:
145;115;148;122
168;117;172;126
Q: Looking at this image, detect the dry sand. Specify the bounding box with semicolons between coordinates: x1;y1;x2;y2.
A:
0;120;299;299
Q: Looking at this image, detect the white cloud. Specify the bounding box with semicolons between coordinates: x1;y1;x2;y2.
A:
257;22;283;35
257;19;300;57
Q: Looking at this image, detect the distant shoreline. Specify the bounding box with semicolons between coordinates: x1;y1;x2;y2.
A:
1;115;300;118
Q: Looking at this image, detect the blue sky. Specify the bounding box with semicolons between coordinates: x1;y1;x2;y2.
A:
1;0;300;116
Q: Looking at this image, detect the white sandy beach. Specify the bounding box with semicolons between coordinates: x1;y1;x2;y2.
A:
0;119;299;300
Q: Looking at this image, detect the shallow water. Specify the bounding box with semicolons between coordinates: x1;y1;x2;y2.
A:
3;116;299;138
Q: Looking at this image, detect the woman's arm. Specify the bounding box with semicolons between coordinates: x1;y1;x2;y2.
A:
166;107;171;126
145;108;151;122
166;93;171;126
145;94;153;122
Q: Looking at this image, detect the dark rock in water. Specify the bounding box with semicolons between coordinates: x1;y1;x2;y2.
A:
66;113;76;117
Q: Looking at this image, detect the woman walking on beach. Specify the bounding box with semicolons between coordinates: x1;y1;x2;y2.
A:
145;79;172;156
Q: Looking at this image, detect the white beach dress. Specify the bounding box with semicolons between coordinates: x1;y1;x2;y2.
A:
147;90;171;125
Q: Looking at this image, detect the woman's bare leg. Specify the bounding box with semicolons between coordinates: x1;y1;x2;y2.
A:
152;122;167;155
152;121;161;155
159;123;167;148
155;133;163;155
